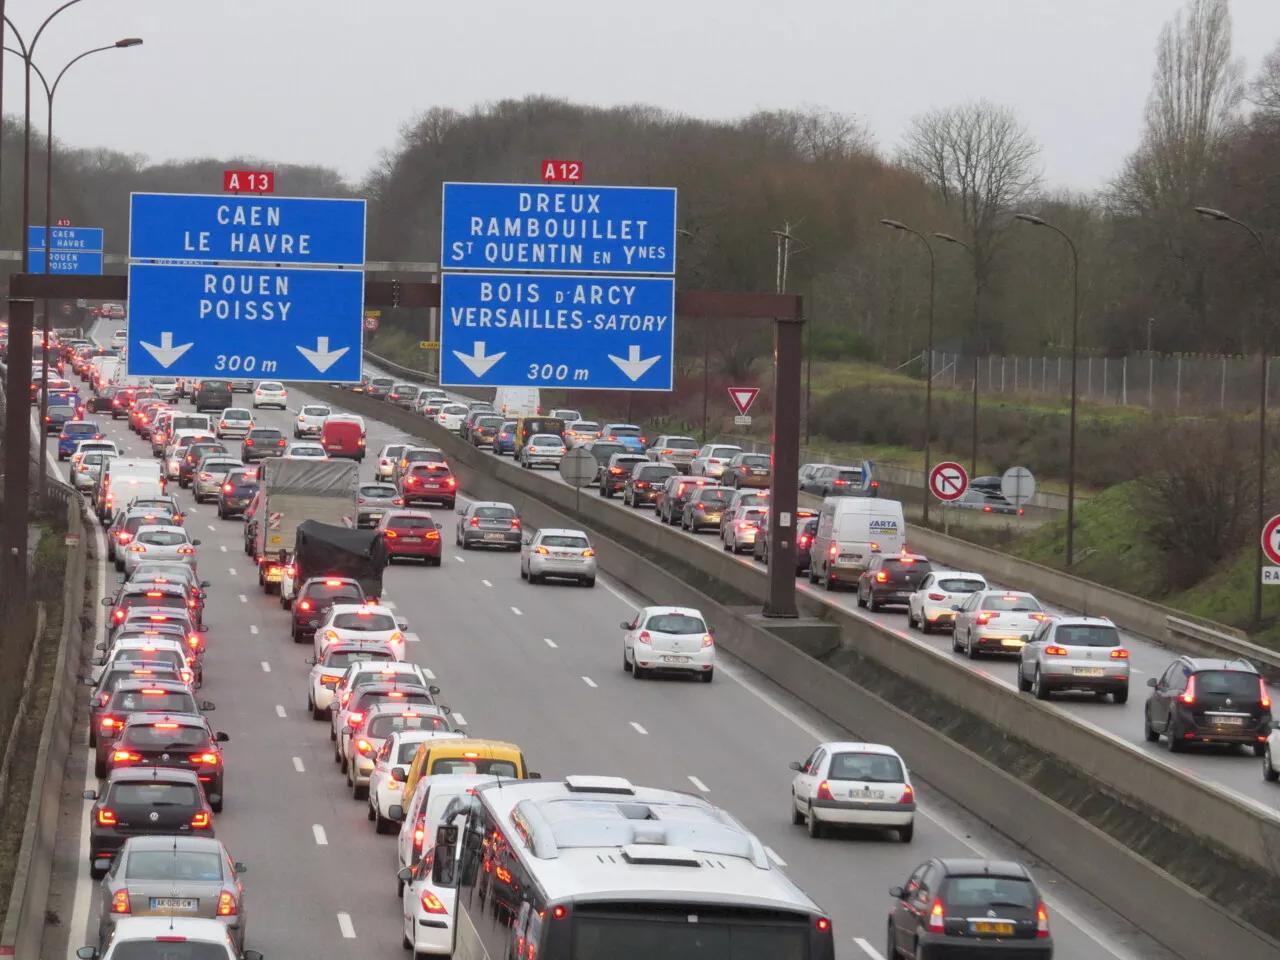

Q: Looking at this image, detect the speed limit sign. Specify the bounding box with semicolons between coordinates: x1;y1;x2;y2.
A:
363;315;379;332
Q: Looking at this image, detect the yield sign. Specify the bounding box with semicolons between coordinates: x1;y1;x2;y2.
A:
728;387;760;416
1262;514;1280;566
929;461;969;502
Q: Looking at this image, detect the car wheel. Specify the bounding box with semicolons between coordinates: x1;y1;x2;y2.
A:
898;823;914;843
700;668;713;683
623;646;632;672
722;536;731;552
520;566;528;580
1265;746;1280;781
353;783;368;801
375;808;395;834
1032;668;1050;700
89;861;108;880
94;754;107;778
1167;719;1185;752
806;803;824;838
632;660;647;680
824;571;837;592
965;635;978;659
529;573;542;585
210;796;223;814
791;795;804;825
920;616;932;635
329;725;336;743
1016;665;1032;692
583;577;595;588
886;925;898;960
1143;708;1159;742
1113;685;1129;705
868;595;880;612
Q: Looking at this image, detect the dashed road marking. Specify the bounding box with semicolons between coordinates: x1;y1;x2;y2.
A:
383;600;397;610
208;524;216;531
228;567;237;576
511;606;522;616
220;545;227;552
337;912;356;939
582;676;597;688
249;625;259;635
451;712;467;726
765;846;786;866
544;638;557;648
405;632;420;643
423;668;436;680
853;938;885;960
481;579;492;587
292;757;305;773
688;775;709;792
275;704;287;718
454;556;465;563
312;824;328;845
261;661;271;673
630;721;648;735
239;594;247;603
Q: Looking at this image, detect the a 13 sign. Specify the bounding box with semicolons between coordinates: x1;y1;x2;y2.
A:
541;160;582;183
223;170;275;193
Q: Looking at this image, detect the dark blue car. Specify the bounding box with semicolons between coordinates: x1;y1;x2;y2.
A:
493;420;518;456
57;419;104;459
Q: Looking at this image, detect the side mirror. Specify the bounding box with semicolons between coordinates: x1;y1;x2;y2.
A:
440;705;451;714
388;804;404;821
243;951;264;960
200;700;216;711
305;656;317;665
889;886;904;899
428;685;441;696
708;626;716;636
190;539;202;547
432;828;459;885
396;618;409;630
397;866;413;882
455;507;465;516
1147;678;1158;688
788;761;802;772
81;677;96;686
233;861;247;873
343;724;354;734
82;789;98;800
101;597;114;606
951;605;962;612
620;621;631;630
528;771;542;780
1020;634;1030;643
76;948;99;960
200;580;211;588
391;767;408;783
96;642;107;650
521;536;531;546
435;522;443;531
215;731;230;742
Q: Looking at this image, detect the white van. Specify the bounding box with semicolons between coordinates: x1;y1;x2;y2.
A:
97;458;165;522
809;498;906;589
94;357;122;389
494;387;540;419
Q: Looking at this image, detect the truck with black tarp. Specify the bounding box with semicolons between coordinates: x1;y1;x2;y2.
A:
253;457;358;595
284;520;388;608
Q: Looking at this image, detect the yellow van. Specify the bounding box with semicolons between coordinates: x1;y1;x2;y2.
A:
400;738;536;800
513;416;566;454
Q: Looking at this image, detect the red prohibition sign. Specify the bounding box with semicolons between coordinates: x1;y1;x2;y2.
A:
1261;514;1280;566
929;461;969;502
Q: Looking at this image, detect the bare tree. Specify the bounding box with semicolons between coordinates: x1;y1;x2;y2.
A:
1248;38;1280;111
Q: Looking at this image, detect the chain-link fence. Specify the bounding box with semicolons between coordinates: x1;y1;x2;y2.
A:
914;351;1278;413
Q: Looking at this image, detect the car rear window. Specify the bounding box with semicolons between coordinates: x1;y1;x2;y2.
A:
941;876;1038;910
306;583;363;602
137;531;189;546
386;515;434;530
249;429;282;439
741;454;771;467
539;535;589;549
109;781;199;807
123;723;207;747
409;464;451;477
473;505;516;519
122;592;186;611
110;689;194;712
360;484;397;498
590;444;625;459
637;465;677;477
615;456;647;467
171;417;209;431
937;578;985;593
63;423;96;435
1054;624;1121;647
325;649;394;669
371;378;393;387
885;558;930;574
112;649;183;670
360;691;433;712
710;447;741;458
828;752;904;782
476;416;504;427
302;406;330;416
694;491;731;506
608;426;640;437
333;612;397;631
645;613;706;634
202;380;231;390
663;437;697;449
1193;670;1263;697
530;434;563;445
442;405;468;415
430;758;518;777
127;850;222;881
737;494;769;507
392;384;416;393
980;595;1043;612
368;713;449;737
740;508;768;520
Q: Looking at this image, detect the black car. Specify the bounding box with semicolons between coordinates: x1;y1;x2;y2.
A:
292;576;365;643
218;467;260;519
754;513;820;573
857;554;932;609
89;677;211;776
86;665;187;749
598;453;649;498
84;767;215;877
241;427;287;462
887;858;1052;959
85;386;118;414
193;378;233;412
1144;656;1272;754
105;713;229;811
178;441;230;488
581;440;627;486
623;462;677;508
656;474;710;524
469;415;505;447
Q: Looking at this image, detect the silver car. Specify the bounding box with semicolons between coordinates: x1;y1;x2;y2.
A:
123;525;200;577
357;482;401;528
690;443;743;478
951;590;1048;658
1017;615;1131;702
214;407;254;438
519;433;566;469
721;504;768;554
520;528;596;586
456;501;521;550
647;435;699;471
73;451;112;491
906;570;988;633
192;457;245;503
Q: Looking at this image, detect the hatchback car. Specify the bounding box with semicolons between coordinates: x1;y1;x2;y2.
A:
1017;616;1131;703
193;379;233;413
192;457;245;503
887;858;1052;959
469;414;505;447
241;427;287;461
345;703;453;799
621;606;715;681
388;383;421;409
123;526;200;577
216;467;259;519
78;917;259;960
436;403;469;431
58;419;104;459
723;451;772;489
398;462;457;508
1144;656;1271;754
952;590;1049;658
375;443;408;481
656;474;710;524
85;768;215;877
214;407;254;438
291;576;366;643
753;513;819;573
456;501;521;550
789;741;915;841
857;554;932;610
378;511;443;565
646;435;699;471
690;443;743;478
521;528;596;587
721;504;769;553
305;640;396;718
315;603;408;659
907;570;988;633
366;376;394;399
252;381;288;409
598;453;648;497
106;713;229;810
492;421;518;455
623;462;677;507
681;486;733;533
179;442;230;487
45;400;79;433
294;403;332;438
519;433;566;469
565;420;601;446
393;446;448;486
74;451;113;491
357;482;402;528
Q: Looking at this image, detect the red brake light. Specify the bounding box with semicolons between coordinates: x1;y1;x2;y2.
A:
637;631;651;644
815;918;830;932
816;780;833;801
196;752;220;764
347;712;364;725
111;750;141;762
245;439;254;445
901;783;914;803
928;592;946;601
874;571;888;582
100;716;121;728
217;892;237;916
413;827;425;849
1260;678;1271;709
1179;675;1196;705
1036;901;1050;938
299;599;312;611
469;516;480;527
112;889;130;914
277;439;286;446
356;739;374;755
1044;646;1068;656
928;900;945;933
975;611;998;625
97;808;117;826
701;633;714;648
1110;649;1129;659
191;811;211;828
223;483;232;492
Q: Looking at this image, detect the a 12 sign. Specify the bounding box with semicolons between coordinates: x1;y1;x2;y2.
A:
542;160;582;183
223;170;275;193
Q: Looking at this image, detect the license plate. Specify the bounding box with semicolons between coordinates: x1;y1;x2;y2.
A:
1000;638;1024;647
553;551;575;559
971;922;1014;935
150;898;197;911
1209;714;1245;726
483;533;506;541
400;536;420;543
662;655;691;663
705;513;721;522
849;789;885;800
1073;667;1106;677
367;513;382;520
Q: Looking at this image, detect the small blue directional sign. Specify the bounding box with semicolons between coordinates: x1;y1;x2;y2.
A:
439;272;675;391
125;262;364;383
27;225;104;275
441;182;677;275
128;193;367;266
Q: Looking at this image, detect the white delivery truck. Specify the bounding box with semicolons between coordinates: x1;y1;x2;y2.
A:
96;458;166;524
809;497;906;591
94;357;123;390
494;387;540;419
254;457;359;596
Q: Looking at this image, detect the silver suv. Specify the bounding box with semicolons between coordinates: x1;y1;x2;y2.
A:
1016;615;1130;703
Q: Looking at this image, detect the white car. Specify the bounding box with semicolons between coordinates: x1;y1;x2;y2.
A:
1265;726;1280;783
906;570;989;634
314;603;407;659
394;773;503;878
147;376;179;401
621;605;716;682
436;404;469;431
73;451;112;490
519;433;567;469
90;634;192;685
520;528;596;586
368;729;466;833
283;442;328;460
690;443;744;479
330;662;432;734
76;917;257;960
376;443;408;481
294;403;332;438
72;439;119;465
398;837;460;958
789;741;915;841
215;407;254;438
345;702;455;800
306;641;398;720
252;381;288;409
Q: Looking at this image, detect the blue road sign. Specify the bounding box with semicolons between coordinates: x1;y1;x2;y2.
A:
441;182;677;275
26;250;104;275
28;225;104;252
128;193;367;266
125;262;364;382
439;272;675;391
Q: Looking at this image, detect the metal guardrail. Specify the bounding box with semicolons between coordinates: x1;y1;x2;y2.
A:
1166;616;1280;681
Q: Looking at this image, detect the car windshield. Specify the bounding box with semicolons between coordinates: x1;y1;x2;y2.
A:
941;876;1038;910
123;723;207;747
111;690;194;712
645;613;706;634
305;583;363;602
473;506;516;519
360;485;397;498
126;850;223;881
980;595;1043;612
325;649;394;668
828;752;904;782
1194;670;1264;697
1055;625;1121;647
539;535;589;549
333;612;397;631
429;758;518;776
937;578;985;593
137;531;189;547
368;714;449;737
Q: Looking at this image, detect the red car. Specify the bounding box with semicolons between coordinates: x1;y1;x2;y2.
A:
397;462;456;508
376;510;443;566
321;418;365;460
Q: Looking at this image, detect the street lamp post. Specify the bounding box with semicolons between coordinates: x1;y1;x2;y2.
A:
1015;213;1080;567
1195;206;1269;629
934;232;980;477
881;219;936;524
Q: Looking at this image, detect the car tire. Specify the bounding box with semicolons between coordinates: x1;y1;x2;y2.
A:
791;796;804;825
529;573;542;585
583;578;595;588
1265;746;1280;781
855;585;865;606
1032;668;1050;700
1016;667;1032;692
429;557;441;567
886;925;898;960
353;783;368;801
375;809;395;834
920;617;933;635
700;668;713;683
824;572;837;593
623;647;632;672
1113;686;1129;705
329;725;336;743
722;536;731;552
1143;709;1159;742
520;566;528;580
808;566;819;584
211;797;223;814
898;823;914;843
806;804;824;838
632;660;647;680
94;754;107;778
868;596;880;612
1167;719;1185;752
965;635;978;659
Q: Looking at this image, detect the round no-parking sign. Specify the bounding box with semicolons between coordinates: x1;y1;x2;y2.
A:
1261;514;1280;566
928;461;969;502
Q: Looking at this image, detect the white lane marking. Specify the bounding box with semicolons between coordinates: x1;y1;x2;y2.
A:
239;594;248;603
249;625;259;635
630;721;648;735
208;524;216;531
454;555;465;563
544;638;558;648
383;600;397;610
261;661;271;673
337;912;356;939
423;668;436;680
511;606;523;616
853;939;885;960
582;676;597;688
688;775;709;792
220;544;227;552
765;846;786;867
275;704;287;718
405;631;421;643
293;756;305;773
313;824;328;845
451;712;467;726
228;567;237;576
481;579;492;588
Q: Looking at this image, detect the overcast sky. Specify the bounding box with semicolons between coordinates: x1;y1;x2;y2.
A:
7;0;1280;192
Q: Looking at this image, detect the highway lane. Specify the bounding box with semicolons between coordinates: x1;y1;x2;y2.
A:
45;324;1171;960
356;358;1280;815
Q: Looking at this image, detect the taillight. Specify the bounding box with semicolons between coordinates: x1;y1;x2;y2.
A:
217;892;237;916
1029;613;1051;622
874;571;888;583
1180;675;1197;705
187;635;202;649
420;891;448;915
582;548;594;557
738;522;752;529
129;545;147;553
112;889;130;914
112;750;141;763
320;673;343;684
191;811;211;828
701;634;714;647
511;518;520;529
97;808;117;825
1110;649;1129;659
469;516;480;527
975;611;998;625
901;783;914;803
347;712;364;726
299;600;312;611
927;899;945;933
1261;679;1271;709
798;535;810;546
1044;646;1068;656
356;739;374;755
637;631;651;645
816;780;833;801
222;483;232;492
196;753;220;764
177;546;195;554
928;593;946;601
1036;901;1050;938
100;715;120;728
413;826;425;849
